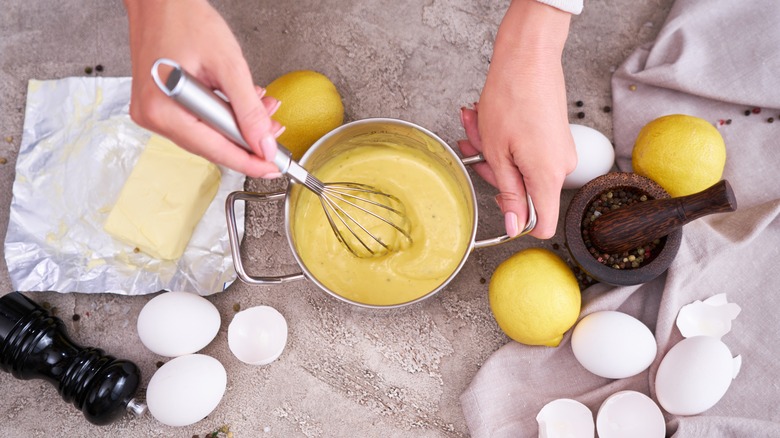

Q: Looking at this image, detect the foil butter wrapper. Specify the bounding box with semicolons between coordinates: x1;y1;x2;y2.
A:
3;77;245;296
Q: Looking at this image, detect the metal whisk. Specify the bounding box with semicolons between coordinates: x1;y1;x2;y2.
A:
152;59;412;257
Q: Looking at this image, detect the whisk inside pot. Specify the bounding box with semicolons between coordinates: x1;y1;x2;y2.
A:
152;59;412;257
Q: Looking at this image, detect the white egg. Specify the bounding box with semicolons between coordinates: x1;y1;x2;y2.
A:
137;291;221;357
146;354;227;427
536;398;594;438
655;336;741;416
571;311;657;379
228;306;288;365
596;391;665;438
563;124;615;189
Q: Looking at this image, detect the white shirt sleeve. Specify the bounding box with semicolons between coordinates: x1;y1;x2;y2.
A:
536;0;583;15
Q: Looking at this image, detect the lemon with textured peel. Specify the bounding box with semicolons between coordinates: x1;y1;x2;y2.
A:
265;70;344;160
489;248;581;347
632;114;726;197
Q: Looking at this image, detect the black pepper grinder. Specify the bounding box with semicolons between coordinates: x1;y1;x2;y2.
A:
0;292;146;425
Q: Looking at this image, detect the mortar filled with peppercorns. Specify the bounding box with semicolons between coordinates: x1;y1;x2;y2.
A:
565;172;682;286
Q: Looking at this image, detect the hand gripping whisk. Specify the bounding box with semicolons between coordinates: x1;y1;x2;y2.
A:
152;59;412;257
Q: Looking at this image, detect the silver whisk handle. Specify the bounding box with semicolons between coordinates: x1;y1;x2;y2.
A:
151;58;293;174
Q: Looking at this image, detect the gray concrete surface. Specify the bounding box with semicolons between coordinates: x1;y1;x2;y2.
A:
0;1;673;436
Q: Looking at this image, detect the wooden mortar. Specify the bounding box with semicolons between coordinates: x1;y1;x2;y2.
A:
564;172;682;286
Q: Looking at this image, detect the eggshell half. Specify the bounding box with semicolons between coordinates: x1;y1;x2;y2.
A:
536;398;594;438
228;306;288;365
596;391;665;438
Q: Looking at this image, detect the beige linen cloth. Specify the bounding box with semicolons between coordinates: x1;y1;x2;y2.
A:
461;0;780;436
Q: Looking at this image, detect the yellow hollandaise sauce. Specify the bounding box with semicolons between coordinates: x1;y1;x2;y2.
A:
291;142;472;306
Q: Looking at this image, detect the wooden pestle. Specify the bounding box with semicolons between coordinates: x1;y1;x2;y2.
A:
589;180;737;254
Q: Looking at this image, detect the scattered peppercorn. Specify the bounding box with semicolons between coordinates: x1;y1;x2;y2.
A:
0;157;7;165
156;361;165;368
42;301;51;310
4;136;12;143
744;109;751;116
233;303;241;312
629;84;637;91
133;247;140;253
72;314;81;322
752;107;761;114
552;243;560;250
726;119;732;124
84;66;93;74
768;117;774;123
603;106;611;113
95;64;104;72
577;111;585;119
575;100;584;107
479;277;486;284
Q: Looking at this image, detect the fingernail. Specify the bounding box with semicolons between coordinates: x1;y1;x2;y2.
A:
261;172;282;180
257;87;266;98
460;107;467;127
504;212;519;238
261;135;278;160
274;125;286;138
268;99;282;116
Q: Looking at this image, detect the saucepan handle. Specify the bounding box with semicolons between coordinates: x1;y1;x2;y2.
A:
461;154;537;249
225;191;305;284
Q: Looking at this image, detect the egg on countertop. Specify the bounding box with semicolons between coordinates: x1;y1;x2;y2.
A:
146;354;227;427
655;336;741;416
136;291;221;357
571;310;657;379
596;391;665;438
563;124;616;190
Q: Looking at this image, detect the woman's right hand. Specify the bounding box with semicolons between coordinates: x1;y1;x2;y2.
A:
124;0;282;178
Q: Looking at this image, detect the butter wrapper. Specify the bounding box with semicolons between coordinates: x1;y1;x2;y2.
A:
3;77;245;296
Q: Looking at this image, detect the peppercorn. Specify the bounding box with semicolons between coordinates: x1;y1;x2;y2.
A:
577;111;585;119
768;118;774;123
84;66;93;74
752;107;761;114
575;100;584;107
72;314;81;322
233;303;241;312
581;187;661;270
603;106;611;113
479;277;486;284
95;64;104;72
744;109;751;116
156;361;165;368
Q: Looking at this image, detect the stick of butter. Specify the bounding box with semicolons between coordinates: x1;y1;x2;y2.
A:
104;135;221;260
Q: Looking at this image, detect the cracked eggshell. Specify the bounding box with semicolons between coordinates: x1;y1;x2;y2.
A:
596;391;665;438
228;306;288;365
571;311;657;379
137;291;221;357
563;124;615;190
676;293;741;339
536;398;594;438
655;336;741;416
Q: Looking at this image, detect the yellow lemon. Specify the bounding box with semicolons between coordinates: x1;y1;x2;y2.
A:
265;70;344;160
632;114;726;197
489;248;581;347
